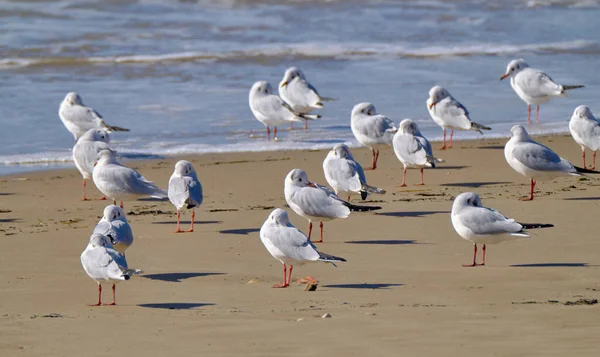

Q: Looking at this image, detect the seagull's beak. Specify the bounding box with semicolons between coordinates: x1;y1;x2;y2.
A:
428;101;435;110
306;182;318;188
94;162;98;167
500;73;509;81
280;81;289;88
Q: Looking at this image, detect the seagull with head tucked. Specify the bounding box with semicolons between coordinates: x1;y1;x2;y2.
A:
569;105;600;169
350;102;398;170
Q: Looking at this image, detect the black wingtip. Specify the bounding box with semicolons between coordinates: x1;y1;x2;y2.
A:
124;275;131;280
361;191;368;200
347;204;382;212
519;223;554;229
574;166;600;174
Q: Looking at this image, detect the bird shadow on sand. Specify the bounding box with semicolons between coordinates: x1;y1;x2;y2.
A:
0;218;20;223
138;303;215;310
441;182;511;188
438;166;469;170
219;228;260;235
141;272;225;283
137;197;169;202
0;193;14;196
345;240;418;245
510;263;592;268
323;283;403;289
563;197;600;201
376;211;449;218
477;145;505;150
152;220;222;225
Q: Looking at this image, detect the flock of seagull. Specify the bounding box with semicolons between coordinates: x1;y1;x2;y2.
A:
56;57;600;304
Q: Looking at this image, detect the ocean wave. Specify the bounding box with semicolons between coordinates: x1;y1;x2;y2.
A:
1;40;597;69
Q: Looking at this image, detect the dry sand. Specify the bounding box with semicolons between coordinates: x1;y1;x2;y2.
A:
1;134;599;356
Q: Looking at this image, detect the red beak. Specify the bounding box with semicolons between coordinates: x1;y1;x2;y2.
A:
94;162;98;167
500;73;509;81
306;182;318;188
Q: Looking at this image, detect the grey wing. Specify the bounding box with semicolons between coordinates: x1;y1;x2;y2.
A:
512;142;575;172
256;95;295;118
415;135;433;157
102;165;167;197
93;221;116;243
106;247;129;269
394;134;427;166
517;70;563;98
349;160;367;186
112;221;134;247
81;247;123;280
187;177;203;207
438;98;472;129
296;186;350;218
267;225;320;262
168;176;190;208
325;159;362;193
62;105;98;129
74;142;106;176
462;207;523;235
294;80;321;105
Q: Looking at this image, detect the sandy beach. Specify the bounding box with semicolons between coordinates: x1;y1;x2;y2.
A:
1;134;599;356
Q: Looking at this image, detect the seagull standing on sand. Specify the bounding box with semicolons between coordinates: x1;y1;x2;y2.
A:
80;233;142;306
284;169;381;243
393;119;443;186
427;86;491;150
73;129;111;201
260;209;346;288
93;205;134;254
569;105;600;169
500;59;584;124
59;92;129;141
249;81;317;141
504;125;597;200
451;192;553;267
92;149;167;208
350;102;398;170
323;144;386;202
168;160;203;233
279;67;333;130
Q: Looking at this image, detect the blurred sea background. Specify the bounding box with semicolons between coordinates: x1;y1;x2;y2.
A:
1;0;599;175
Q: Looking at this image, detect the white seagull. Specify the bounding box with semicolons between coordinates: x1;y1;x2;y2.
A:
80;233;142;306
249;81;318;141
500;59;584;124
168;160;203;233
92;149;167;208
427;86;491;150
279;67;333;130
93;205;134;254
569;105;600;169
323;144;386;202
393;119;443;186
451;192;553;267
59;92;129;141
350;102;398;170
504;125;596;200
284;169;381;243
260;208;346;288
73;129;111;201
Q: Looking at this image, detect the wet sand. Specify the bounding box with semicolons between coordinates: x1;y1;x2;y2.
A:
1;134;599;356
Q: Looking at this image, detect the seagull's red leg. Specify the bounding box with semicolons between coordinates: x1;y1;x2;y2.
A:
274;126;278;140
529;179;536;201
272;264;288;288
103;284;116;305
290;121;294;130
304;120;308;130
113;199;117;206
307;222;312;239
313;222;323;243
400;167;407;187
527;105;531;124
448;130;454;148
480;244;486;266
266;126;271;141
583;150;587;168
287;265;293;286
463;244;478;267
536;105;540;123
347;196;351;202
174;210;182;233
374;150;380;169
592;151;596;170
439;129;447;150
370;148;377;170
186;210;195;232
88;284;102;306
415;167;425;186
82;179;90;201
96;195;107;200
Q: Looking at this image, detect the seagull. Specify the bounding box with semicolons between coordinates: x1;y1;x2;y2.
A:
80;233;142;306
323;144;386;202
350;102;398;170
451;192;553;267
249;81;318;141
93;205;134;254
168;160;203;233
59;92;129;141
427;86;491;150
73;129;111;201
393;119;443;186
504;125;597;200
259;208;346;288
284;169;381;243
569;105;600;169
500;59;584;124
92;149;167;208
279;67;333;130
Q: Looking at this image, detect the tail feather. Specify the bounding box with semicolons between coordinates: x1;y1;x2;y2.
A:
185;198;198;210
122;268;144;279
575;166;600;174
518;223;554;230
426;157;437;168
471;122;491;133
319;96;338;102
317;251;346;266
562;85;584;92
105;124;130;132
299;113;320;121
363;184;386;195
344;201;382;212
147;186;168;199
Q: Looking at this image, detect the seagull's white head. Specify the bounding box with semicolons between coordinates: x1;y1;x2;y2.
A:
285;169;317;189
501;59;529;80
64;92;83;105
250;81;273;97
572;105;594;121
268;208;291;226
89;233;111;248
452;192;483;212
80;129;110;143
280;67;305;88
174;160;196;177
428;86;450;109
102;205;126;223
351;102;376;117
399;119;419;135
510;125;531;141
96;148;117;164
330;144;353;160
